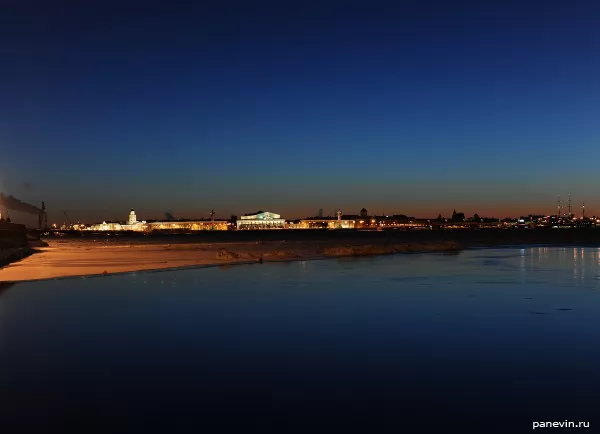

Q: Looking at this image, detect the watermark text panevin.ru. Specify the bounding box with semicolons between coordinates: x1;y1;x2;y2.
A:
532;420;590;429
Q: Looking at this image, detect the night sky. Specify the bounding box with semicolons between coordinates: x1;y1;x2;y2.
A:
1;0;599;225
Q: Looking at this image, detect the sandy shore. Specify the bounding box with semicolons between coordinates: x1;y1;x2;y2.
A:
0;239;461;282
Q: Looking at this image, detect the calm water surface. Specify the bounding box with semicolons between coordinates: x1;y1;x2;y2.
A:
1;247;599;433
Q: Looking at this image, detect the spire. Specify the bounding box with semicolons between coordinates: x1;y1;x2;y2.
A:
210;209;216;230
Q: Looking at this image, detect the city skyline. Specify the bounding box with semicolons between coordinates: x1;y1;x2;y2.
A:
2;0;599;223
0;190;594;228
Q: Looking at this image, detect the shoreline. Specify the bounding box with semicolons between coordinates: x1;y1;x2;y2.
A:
3;231;600;283
0;239;462;283
0;246;33;267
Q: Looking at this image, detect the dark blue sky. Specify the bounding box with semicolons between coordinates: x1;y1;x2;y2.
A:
1;0;599;224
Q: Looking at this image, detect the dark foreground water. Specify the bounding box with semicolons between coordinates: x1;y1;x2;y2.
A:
1;247;599;433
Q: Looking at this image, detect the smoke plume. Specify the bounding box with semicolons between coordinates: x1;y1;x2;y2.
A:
0;192;42;214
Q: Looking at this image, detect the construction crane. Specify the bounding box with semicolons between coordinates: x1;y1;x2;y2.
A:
64;211;72;229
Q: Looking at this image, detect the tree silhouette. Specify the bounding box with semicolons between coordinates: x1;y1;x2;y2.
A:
452;210;465;222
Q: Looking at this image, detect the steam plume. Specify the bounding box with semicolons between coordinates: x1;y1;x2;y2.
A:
0;192;42;214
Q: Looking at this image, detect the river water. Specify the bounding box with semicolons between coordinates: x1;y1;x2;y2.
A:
1;247;599;433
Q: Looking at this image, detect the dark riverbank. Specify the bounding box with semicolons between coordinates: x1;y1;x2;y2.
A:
0;222;33;268
42;227;600;248
3;227;599;282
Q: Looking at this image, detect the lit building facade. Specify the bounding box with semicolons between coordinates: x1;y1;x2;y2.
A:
299;219;356;229
89;221;123;231
146;221;228;231
86;209;228;232
127;209;137;225
237;212;285;230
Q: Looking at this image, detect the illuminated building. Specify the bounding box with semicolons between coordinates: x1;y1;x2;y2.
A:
237;211;285;230
87;209;228;231
297;219;355;229
146;221;228;231
127;209;137;225
89;221;123;231
121;208;146;231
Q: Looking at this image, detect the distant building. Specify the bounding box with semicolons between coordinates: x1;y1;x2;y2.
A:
146;221;228;231
299;218;355;229
127;209;137;225
360;208;368;218
87;209;228;231
121;208;146;231
237;211;285;230
89;221;123;231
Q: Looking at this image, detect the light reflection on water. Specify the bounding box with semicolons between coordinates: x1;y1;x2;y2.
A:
1;247;600;433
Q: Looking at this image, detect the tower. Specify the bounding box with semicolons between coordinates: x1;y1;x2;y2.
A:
128;208;137;225
582;202;586;219
38;201;48;229
210;209;216;230
557;196;561;218
568;194;572;218
337;209;342;221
